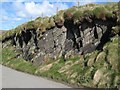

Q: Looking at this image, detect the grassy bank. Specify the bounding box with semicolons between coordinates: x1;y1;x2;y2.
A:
2;46;37;74
2;35;120;88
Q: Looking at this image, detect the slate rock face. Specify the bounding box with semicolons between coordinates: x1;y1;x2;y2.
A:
33;19;116;65
32;26;67;65
2;18;117;66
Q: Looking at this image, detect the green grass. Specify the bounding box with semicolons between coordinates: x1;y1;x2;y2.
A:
67;56;80;62
37;58;65;77
2;46;37;74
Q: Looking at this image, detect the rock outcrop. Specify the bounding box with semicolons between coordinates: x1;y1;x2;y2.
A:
2;2;119;66
2;18;117;66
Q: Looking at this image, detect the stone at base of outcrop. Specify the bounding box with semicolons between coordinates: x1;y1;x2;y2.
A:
93;68;107;86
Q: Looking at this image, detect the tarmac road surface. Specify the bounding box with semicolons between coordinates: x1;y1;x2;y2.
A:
2;65;71;88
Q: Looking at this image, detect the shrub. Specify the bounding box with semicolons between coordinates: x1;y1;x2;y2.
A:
54;9;64;23
54;14;62;22
64;6;78;20
72;10;83;21
54;14;64;27
72;10;93;24
93;7;106;20
105;12;113;18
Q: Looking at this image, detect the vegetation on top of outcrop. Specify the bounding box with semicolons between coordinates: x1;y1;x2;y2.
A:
63;6;78;20
54;10;64;27
1;2;119;41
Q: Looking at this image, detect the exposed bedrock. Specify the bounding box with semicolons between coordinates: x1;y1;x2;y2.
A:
2;18;117;66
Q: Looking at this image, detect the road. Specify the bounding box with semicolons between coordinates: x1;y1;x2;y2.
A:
2;65;71;88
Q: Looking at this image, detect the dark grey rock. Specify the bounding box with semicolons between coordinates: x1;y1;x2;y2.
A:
3;18;116;65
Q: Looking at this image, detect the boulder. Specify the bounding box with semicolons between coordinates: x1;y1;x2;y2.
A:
87;51;98;67
64;50;75;60
33;52;45;66
70;72;78;78
39;63;53;72
114;75;120;88
96;52;106;62
87;58;95;67
98;72;112;88
93;68;107;86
